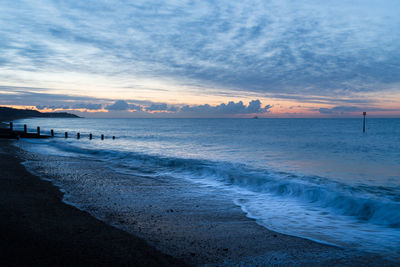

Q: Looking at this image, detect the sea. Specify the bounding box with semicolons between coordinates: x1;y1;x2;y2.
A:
13;118;400;258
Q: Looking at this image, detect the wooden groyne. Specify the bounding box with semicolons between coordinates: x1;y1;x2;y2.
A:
0;122;116;140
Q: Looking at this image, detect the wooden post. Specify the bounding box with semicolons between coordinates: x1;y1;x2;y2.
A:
24;124;27;134
112;136;115;140
9;122;13;131
363;112;366;133
77;132;80;139
101;134;104;140
51;129;54;137
37;127;40;136
65;132;68;138
89;133;92;140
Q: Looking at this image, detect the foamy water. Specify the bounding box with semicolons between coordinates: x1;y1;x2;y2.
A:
13;118;400;258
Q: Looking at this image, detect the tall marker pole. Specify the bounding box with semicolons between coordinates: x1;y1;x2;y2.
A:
363;112;366;133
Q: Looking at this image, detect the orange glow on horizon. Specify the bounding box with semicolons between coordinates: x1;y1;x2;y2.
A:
2;102;400;118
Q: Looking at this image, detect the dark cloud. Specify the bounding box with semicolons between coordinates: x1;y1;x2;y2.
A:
146;103;168;111
129;104;143;111
167;105;179;112
35;103;103;111
247;100;271;113
72;103;102;110
317;106;392;115
180;100;271;114
103;99;272;115
36;105;71;110
105;100;130;111
105;101;144;111
318;106;363;114
145;103;178;112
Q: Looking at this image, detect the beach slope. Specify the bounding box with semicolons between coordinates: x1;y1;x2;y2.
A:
0;139;184;266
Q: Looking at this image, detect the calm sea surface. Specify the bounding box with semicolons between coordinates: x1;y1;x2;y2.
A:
14;118;400;257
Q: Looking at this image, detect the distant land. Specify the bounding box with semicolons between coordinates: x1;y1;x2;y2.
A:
0;107;80;122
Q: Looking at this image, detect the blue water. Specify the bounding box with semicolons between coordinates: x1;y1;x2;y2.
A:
14;118;400;257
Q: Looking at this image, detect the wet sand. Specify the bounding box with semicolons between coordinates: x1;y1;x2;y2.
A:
1;135;397;266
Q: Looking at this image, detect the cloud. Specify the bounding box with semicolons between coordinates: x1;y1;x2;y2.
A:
36;105;70;110
318;106;363;114
146;103;168;111
0;0;399;103
23;96;274;116
145;103;178;112
35;103;103;111
247;100;271;113
105;100;130;111
129;104;143;111
180;100;271;114
317;106;392;115
72;103;102;110
105;100;143;111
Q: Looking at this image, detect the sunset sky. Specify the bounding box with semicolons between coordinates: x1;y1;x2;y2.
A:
1;0;399;117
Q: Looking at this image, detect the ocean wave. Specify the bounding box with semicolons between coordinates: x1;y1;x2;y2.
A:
34;140;400;229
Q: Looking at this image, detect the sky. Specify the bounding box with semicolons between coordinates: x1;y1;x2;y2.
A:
0;0;399;118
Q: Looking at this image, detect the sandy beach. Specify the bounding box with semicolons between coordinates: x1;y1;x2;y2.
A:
0;134;396;266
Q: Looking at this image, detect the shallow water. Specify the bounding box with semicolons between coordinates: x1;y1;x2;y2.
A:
14;118;400;257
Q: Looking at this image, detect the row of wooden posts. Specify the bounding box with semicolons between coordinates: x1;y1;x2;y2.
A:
9;122;115;140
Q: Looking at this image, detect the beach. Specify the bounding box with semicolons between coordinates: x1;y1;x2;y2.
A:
0;136;397;266
0;139;183;266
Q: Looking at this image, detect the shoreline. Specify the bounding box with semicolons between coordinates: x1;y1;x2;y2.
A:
1;136;398;266
0;139;184;266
